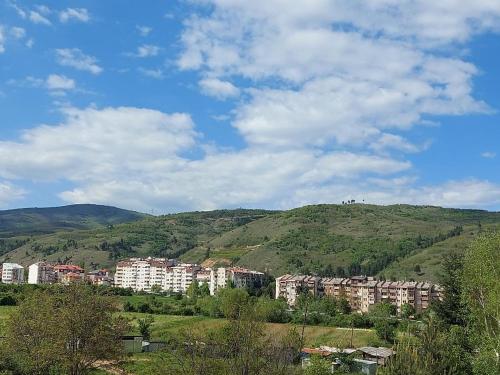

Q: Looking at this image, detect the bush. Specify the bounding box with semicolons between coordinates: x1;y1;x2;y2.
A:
0;295;16;306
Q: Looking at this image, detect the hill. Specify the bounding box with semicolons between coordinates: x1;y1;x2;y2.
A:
0;204;499;282
0;204;148;238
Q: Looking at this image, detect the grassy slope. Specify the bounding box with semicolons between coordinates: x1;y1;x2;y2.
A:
0;204;147;238
0;209;273;269
183;204;500;281
1;204;499;281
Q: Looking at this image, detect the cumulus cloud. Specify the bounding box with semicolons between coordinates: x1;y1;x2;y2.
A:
0;181;25;208
199;78;240;99
59;8;90;23
178;0;491;152
56;48;103;75
138;68;165;79
29;10;51;25
0;106;421;212
481;151;496;159
10;26;25;39
137;25;152;36
45;74;75;90
133;44;161;58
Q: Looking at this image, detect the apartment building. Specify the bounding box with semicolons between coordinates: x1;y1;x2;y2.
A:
209;267;264;295
276;274;441;313
114;258;173;292
28;262;56;284
195;268;211;285
275;274;322;305
164;264;200;293
1;263;24;284
53;264;85;282
87;269;113;286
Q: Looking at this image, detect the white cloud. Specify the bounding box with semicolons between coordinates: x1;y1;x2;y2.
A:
35;5;51;15
178;1;491;151
55;48;103;75
137;25;152;36
0;181;25;208
290;179;500;210
0;106;498;212
10;27;25;39
45;74;75;90
8;1;27;19
134;44;161;58
199;78;240;99
29;10;51;25
370;134;429;154
481;151;496;159
59;8;90;23
138;68;165;79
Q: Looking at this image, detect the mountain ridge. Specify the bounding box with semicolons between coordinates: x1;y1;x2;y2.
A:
0;203;499;282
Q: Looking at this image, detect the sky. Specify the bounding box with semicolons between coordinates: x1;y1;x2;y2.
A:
0;0;499;213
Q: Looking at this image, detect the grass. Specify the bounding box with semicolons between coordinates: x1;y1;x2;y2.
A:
0;306;15;336
121;312;377;347
1;305;376;346
2;306;377;374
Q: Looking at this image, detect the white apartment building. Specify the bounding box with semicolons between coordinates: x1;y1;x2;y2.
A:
114;258;202;294
210;267;264;295
114;258;264;295
114;258;173;292
164;264;200;293
1;263;24;284
28;262;56;284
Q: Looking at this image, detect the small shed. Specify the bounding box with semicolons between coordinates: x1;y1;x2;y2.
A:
357;346;395;365
121;335;144;353
142;340;167;353
353;358;378;375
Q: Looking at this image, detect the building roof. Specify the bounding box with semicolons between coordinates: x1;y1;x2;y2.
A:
301;348;332;357
358;347;395;358
54;264;84;272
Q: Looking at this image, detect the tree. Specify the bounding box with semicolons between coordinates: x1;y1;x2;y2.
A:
433;253;466;326
370;303;398;343
303;355;332;375
461;232;500;374
199;282;210;297
4;284;129;375
218;287;249;319
186;280;200;299
401;303;415;319
150;284;163;294
159;301;301;375
138;315;155;340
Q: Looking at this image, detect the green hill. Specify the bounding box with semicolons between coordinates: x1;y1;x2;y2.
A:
0;204;148;237
0;204;498;282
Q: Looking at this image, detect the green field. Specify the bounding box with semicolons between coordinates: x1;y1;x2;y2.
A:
0;306;376;348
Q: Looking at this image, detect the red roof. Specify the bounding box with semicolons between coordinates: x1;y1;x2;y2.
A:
54;265;84;272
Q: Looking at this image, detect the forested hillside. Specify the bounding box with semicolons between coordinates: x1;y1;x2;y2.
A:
0;204;147;237
1;204;498;282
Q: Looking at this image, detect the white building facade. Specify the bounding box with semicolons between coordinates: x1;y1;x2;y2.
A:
1;263;24;284
28;262;56;284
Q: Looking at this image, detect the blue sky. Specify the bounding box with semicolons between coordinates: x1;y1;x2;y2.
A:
0;0;499;213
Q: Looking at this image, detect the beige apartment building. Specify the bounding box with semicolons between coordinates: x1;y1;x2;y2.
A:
276;274;442;313
209;267;264;295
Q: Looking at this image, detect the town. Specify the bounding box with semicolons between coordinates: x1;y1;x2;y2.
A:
0;258;442;314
